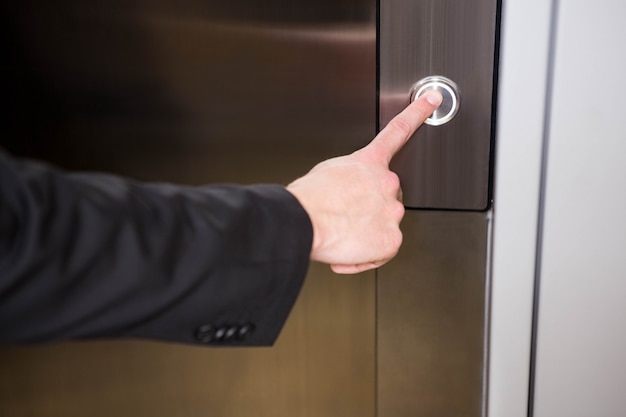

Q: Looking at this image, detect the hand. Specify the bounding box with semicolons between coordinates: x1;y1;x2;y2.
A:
287;90;442;274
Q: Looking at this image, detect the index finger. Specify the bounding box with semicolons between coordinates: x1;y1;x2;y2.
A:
364;90;442;165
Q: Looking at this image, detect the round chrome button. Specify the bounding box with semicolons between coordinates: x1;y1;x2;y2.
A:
409;76;461;126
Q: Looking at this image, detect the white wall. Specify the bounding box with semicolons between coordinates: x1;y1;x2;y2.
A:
488;0;553;414
490;0;626;416
533;1;626;416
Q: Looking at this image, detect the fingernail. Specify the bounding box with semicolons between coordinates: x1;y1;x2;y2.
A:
425;90;443;106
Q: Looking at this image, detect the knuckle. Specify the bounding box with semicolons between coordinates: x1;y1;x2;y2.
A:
394;229;403;250
382;226;403;255
388;228;403;256
392;200;405;221
385;171;401;191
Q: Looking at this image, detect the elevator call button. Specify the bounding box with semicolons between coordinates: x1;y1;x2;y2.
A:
410;76;460;126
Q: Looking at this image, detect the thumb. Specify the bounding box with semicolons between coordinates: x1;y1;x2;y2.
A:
362;90;442;165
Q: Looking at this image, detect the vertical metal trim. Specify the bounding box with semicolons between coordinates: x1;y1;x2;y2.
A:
487;0;505;210
527;0;561;414
482;2;503;412
483;209;494;417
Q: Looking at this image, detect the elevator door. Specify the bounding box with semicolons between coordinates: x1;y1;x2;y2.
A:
0;2;377;416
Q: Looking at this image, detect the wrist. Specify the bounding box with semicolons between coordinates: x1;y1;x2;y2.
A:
285;182;323;261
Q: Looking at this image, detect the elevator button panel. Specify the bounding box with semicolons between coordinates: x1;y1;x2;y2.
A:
380;0;498;210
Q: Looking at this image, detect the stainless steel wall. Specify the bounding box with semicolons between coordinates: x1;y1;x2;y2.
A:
0;1;496;416
378;211;490;417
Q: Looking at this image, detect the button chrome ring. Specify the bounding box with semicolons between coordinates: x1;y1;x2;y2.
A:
409;76;461;126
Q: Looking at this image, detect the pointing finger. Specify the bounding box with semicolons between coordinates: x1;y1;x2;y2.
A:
364;90;442;165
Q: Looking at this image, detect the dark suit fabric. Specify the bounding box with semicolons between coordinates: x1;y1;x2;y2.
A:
0;151;312;346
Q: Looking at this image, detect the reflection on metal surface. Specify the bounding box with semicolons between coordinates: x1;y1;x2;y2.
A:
1;1;377;179
380;0;499;209
409;75;461;126
0;1;376;416
377;211;490;417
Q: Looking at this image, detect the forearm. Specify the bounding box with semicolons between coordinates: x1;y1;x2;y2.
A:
0;151;312;346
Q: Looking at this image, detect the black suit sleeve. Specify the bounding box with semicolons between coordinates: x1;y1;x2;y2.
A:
0;151;313;346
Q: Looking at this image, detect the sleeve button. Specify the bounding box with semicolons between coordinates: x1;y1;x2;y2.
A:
214;327;227;341
194;325;215;343
225;326;239;341
238;323;255;340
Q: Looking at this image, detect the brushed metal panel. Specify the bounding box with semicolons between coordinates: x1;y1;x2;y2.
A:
0;264;375;417
0;2;376;416
379;0;499;209
1;0;376;182
377;211;490;417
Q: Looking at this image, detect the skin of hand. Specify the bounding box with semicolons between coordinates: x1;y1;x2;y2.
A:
286;90;443;274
